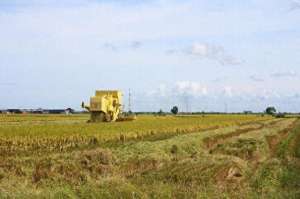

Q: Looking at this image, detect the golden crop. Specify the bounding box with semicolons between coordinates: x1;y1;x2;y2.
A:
0;114;270;154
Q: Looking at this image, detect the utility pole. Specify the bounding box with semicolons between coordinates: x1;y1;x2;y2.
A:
224;102;228;113
184;95;189;113
128;89;131;112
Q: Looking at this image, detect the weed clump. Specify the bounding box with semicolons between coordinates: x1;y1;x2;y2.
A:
81;148;114;165
0;168;5;180
170;145;178;154
32;159;53;183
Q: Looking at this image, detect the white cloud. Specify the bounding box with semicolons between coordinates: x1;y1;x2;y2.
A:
166;42;242;66
130;41;143;49
140;82;300;112
187;43;242;66
103;41;143;51
250;75;264;82
271;71;297;78
147;81;208;98
257;90;281;100
158;83;168;97
212;76;228;83
0;82;16;87
290;0;300;11
104;42;118;51
222;86;233;97
175;81;208;97
190;43;214;57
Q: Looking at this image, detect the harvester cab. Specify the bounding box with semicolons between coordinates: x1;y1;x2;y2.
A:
82;90;136;122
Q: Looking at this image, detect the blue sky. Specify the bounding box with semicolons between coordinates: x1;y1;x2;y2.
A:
0;0;300;112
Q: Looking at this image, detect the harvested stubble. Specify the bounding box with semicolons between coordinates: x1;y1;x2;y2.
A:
1;114;299;198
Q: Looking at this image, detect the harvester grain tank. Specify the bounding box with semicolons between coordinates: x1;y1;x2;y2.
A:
82;90;136;122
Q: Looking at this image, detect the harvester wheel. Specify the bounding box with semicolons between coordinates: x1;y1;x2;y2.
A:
105;113;112;122
90;112;106;122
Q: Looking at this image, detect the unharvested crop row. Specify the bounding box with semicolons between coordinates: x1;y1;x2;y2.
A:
0;115;272;155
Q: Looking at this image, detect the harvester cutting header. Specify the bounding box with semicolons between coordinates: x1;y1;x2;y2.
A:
82;90;136;122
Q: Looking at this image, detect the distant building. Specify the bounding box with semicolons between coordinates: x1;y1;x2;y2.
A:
47;109;67;114
2;108;76;114
65;108;75;114
32;108;44;114
43;108;74;114
7;109;23;114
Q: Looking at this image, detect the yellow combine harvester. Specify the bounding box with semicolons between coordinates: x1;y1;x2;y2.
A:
82;90;136;122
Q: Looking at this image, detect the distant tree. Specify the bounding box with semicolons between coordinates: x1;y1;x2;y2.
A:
157;109;166;116
265;106;276;115
171;106;179;115
243;111;253;115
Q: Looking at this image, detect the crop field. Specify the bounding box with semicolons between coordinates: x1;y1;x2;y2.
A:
0;114;300;198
